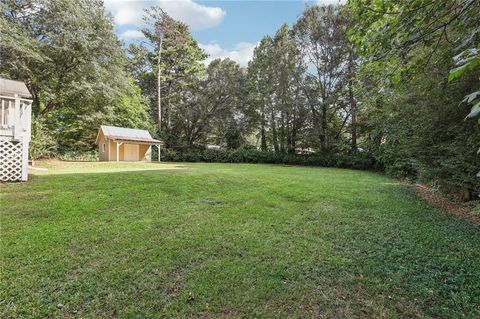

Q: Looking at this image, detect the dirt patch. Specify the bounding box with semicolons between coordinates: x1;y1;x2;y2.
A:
413;184;480;224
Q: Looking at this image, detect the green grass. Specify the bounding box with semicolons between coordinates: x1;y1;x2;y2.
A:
1;161;479;318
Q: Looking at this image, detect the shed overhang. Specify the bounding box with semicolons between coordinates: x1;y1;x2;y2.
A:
110;136;163;145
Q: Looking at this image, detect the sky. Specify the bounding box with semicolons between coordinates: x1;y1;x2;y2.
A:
104;0;344;67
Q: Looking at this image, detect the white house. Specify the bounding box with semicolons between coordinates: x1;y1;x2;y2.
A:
95;125;163;162
0;78;32;182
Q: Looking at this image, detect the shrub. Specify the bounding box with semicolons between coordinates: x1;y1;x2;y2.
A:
29;117;57;160
162;149;377;171
58;150;98;162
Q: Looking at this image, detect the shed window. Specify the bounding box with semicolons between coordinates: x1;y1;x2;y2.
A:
102;143;106;152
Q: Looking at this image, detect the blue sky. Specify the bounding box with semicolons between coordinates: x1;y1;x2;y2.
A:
105;0;343;66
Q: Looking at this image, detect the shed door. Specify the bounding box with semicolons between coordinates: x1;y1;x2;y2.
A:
123;144;139;161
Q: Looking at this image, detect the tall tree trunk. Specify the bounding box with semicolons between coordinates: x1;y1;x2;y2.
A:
320;102;327;152
290;128;296;154
165;79;174;131
349;79;357;152
286;111;293;154
271;108;279;153
157;36;163;133
261;106;267;151
280;110;286;153
348;50;357;152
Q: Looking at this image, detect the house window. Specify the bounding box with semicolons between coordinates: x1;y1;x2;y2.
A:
102;143;106;152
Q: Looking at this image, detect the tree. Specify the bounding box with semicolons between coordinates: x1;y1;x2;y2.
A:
140;7;206;138
350;0;480;194
205;59;248;149
356;53;480;198
271;24;307;153
293;5;351;152
349;0;480;121
142;8;182;133
175;58;246;147
246;36;276;151
1;0;128;116
108;79;154;132
1;0;146;153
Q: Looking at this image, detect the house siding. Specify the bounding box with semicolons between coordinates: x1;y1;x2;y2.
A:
139;144;151;161
97;131;109;161
108;139;123;161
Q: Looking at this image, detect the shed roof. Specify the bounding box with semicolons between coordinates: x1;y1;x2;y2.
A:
0;78;32;99
96;125;162;144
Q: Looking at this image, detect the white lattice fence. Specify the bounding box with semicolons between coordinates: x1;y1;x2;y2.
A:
0;140;23;182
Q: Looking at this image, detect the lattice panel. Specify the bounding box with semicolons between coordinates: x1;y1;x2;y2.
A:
0;140;23;182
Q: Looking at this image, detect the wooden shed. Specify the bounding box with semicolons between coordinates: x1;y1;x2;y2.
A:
95;125;163;162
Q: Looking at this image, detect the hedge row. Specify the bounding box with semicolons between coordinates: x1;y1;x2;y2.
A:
162;149;378;170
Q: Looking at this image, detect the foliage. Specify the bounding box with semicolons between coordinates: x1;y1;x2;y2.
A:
162;148;376;170
356;44;480;198
472;204;480;216
350;0;480;198
294;5;352;152
1;0;129;116
51;79;153;153
2;161;480;317
246;36;276;151
29;117;57;160
349;0;480;120
135;6;207;137
107;78;155;132
450;44;480;120
1;0;152;153
57;150;99;162
175;58;248;147
204;59;249;149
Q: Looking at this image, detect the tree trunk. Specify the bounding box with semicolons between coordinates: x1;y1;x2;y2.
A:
261;106;267;151
320;102;327;152
348;49;357;152
349;79;357;152
157;36;163;133
280;111;286;153
271;109;279;153
286;111;294;154
290;128;296;154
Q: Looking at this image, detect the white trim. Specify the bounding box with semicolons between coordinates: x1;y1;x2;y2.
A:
0;95;32;102
21;141;28;181
116;141;123;162
156;144;161;162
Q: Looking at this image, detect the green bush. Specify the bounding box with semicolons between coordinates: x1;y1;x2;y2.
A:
29;117;58;160
58;150;98;162
162;149;377;170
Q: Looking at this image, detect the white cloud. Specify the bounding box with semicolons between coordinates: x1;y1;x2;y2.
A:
105;0;226;31
160;0;225;31
119;29;144;39
199;42;257;67
113;5;143;25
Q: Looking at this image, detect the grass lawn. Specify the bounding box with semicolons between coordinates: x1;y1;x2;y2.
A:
1;161;479;318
